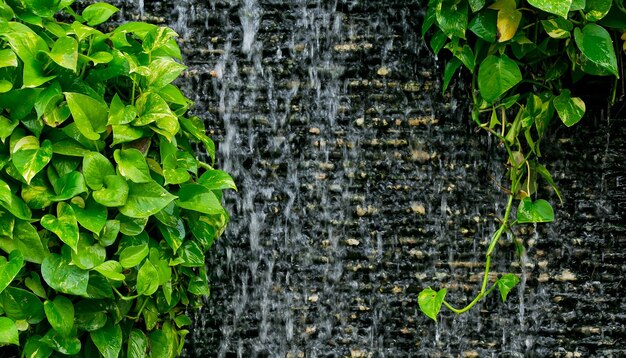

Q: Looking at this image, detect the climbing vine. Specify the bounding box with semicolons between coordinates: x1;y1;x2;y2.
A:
418;0;625;320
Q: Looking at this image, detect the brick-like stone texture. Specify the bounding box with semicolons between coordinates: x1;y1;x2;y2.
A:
99;1;625;356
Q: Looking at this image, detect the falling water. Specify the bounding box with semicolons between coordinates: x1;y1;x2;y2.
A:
103;0;626;356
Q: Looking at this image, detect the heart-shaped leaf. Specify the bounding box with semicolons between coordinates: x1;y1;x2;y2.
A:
0;220;47;264
71;234;106;270
148;57;186;89
198;170;237;191
49;37;78;71
41;202;79;252
65;92;108;141
554;89;586;127
83;152;115;190
40;328;81;355
137;260;159;296
527;0;572;17
82;2;119;26
585;0;612;21
96;220;120;247
0;286;44;324
435;0;468;39
71;197;107;234
107;94;136;125
93;175;129;207
496;274;520;302
51;171;87;201
119;243;149;269
127;329;149;358
478;54;522;103
574;24;619;77
418;287;447;321
176;184;224;215
11;136;53;184
93;261;125;281
41;253;89;296
113;148;151;183
44;295;74;337
0;179;32;220
0;317;19;346
177;241;204;267
119;181;177;218
0;250;24;295
90;320;122;358
516;197;555;223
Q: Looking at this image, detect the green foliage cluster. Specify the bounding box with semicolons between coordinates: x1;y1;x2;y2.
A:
419;0;624;320
0;0;236;356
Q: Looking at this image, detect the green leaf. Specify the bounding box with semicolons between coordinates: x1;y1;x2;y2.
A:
49;37;78;71
469;0;486;12
83;152;115;190
43;295;74;337
51;171;87;201
554;89;585;127
477;54;522;103
541;18;574;39
176;184;224;215
40;202;79;252
41;253;89;296
85;272;113;299
516;197;555;223
3;22;55;88
584;0;611;21
25;272;47;299
114;148;151;183
177;241;204;267
71;234;106;270
536;164;563;203
418;288;447;322
468;10;497;42
0;317;19;346
198;170;237;191
108;94;136;125
0;220;47;263
149;328;176;358
96;220;120;247
574;24;619;77
496;274;520;302
0;250;24;295
0;286;44;324
157;220;184;253
65;92;108;141
117;215;148;236
93;261;125;281
74;300;107;332
119;243;149;268
179;117;215;163
71;197;107;234
128;329;149;358
436;0;468;39
23;336;54;358
527;0;572;17
0;179;32;220
82;3;119;26
0;49;18;68
112;124;149;146
148;57;187;89
120;181;177;218
0;116;19;142
187;211;228;249
40;329;81;355
11;136;53;184
137;260;160;295
142;26;178;53
93;175;129;207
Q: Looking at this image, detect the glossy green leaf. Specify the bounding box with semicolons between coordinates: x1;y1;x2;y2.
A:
128;329;149;358
177;241;204;267
157;220;184;253
0;49;18;68
40;329;81;355
1;286;44;324
0;209;15;238
0;116;19;142
93;261;125;281
111;124;149;146
554;89;586;127
179;117;215;163
142;26;178;53
119;243;149;268
541;18;573;39
43;295;74;337
0;179;32;220
51;171;87;201
477;54;522;103
149;328;176;358
74;300;107;332
120;181;177;218
25;272;47;300
49;37;78;71
436;0;468;39
23;336;54;358
536;164;563;203
469;0;486;12
82;3;119;26
12;136;53;184
114;148;151;183
0;220;47;264
40;202;79;252
41;253;89;296
93;175;129;207
148;57;187;89
516;197;555;223
85;272;113;299
65;92;108;141
3;22;55;88
0;250;24;295
176;184;224;215
137;260;159;295
187;211;228;249
96;220;120;247
71;234;106;270
468;10;497;42
117;215;148;236
83;152;115;190
418;288;447;322
584;0;612;21
0;317;19;346
496;274;520;302
108;94;137;125
574;24;619;77
71;197;107;234
527;0;572;17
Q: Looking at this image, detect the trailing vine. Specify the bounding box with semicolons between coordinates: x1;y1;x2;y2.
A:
418;0;625;321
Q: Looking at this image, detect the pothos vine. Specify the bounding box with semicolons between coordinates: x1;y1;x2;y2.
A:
418;0;625;321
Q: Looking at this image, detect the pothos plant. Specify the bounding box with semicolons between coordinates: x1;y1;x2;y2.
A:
418;0;624;321
0;0;235;356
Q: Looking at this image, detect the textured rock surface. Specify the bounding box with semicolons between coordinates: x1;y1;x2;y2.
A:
104;1;626;356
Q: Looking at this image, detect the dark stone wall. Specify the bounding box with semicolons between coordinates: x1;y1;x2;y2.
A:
102;1;625;356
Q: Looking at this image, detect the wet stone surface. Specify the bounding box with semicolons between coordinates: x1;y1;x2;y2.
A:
102;0;626;356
